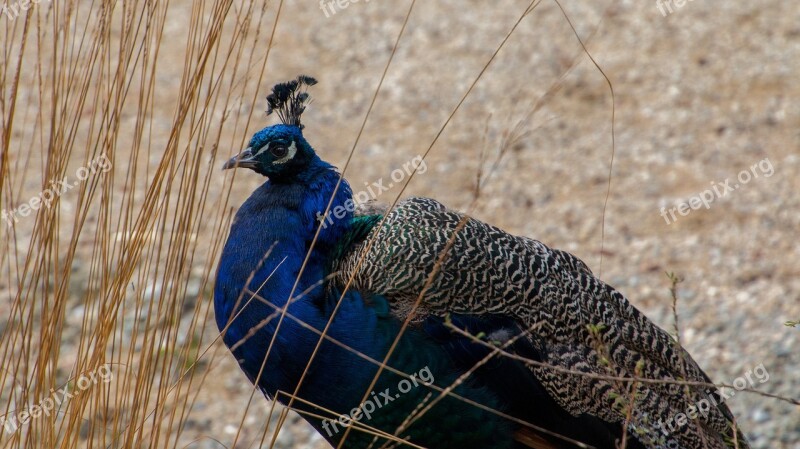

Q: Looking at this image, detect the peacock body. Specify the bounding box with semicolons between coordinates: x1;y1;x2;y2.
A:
213;76;749;449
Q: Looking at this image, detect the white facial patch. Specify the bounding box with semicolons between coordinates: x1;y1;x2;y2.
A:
272;141;297;165
253;144;270;158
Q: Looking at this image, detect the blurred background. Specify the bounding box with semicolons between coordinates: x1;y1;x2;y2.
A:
0;0;798;448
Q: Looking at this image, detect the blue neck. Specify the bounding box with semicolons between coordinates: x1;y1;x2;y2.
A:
214;159;352;359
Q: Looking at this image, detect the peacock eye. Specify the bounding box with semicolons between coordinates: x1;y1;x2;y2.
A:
270;145;288;158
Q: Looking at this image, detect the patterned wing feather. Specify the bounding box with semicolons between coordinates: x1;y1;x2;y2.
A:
334;197;747;449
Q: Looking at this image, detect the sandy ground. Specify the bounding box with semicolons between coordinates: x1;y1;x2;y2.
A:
3;0;799;447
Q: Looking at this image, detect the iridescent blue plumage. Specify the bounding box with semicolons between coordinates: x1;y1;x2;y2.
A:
213;124;525;448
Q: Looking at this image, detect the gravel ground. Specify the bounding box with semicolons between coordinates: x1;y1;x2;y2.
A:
6;0;798;448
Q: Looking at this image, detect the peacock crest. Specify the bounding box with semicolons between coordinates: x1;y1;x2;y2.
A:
265;74;317;129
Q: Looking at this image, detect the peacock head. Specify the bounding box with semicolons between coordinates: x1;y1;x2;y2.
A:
223;124;319;182
223;75;323;182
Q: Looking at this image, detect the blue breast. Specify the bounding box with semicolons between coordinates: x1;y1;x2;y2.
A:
214;171;527;448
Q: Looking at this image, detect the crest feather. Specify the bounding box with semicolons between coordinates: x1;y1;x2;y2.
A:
266;75;317;129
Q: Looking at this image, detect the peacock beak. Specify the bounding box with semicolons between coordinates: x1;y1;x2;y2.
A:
222;147;257;170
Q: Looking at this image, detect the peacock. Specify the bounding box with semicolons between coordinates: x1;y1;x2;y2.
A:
214;76;749;449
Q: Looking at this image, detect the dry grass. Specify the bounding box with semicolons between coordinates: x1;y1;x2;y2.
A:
1;1;281;447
